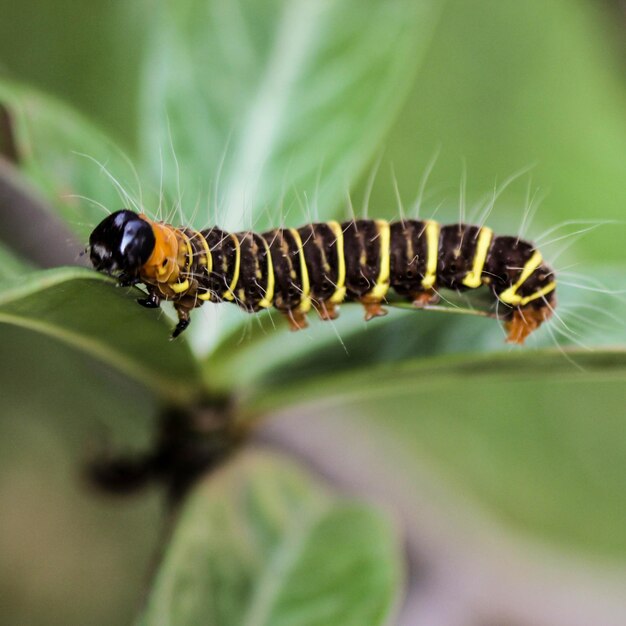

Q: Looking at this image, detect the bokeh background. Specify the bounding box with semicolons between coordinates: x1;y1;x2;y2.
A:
0;1;625;625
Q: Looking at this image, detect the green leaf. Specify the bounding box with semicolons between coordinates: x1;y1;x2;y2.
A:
205;264;626;394
239;350;626;558
0;268;203;402
141;0;443;233
0;80;150;241
242;349;626;415
138;450;401;626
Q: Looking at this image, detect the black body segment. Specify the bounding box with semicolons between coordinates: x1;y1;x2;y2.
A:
341;219;382;298
483;235;556;309
261;228;307;312
202;227;239;301
297;222;342;303
389;219;430;296
483;235;536;291
232;231;271;311
437;223;482;289
181;227;212;296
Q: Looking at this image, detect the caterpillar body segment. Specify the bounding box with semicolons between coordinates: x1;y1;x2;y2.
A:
88;211;557;342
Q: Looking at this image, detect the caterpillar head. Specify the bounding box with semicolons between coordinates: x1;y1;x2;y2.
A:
89;210;156;276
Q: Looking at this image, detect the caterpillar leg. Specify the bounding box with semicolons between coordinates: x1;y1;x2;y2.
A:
172;317;190;339
117;272;140;287
171;295;207;339
285;309;309;331
137;289;161;309
411;289;439;308
318;300;339;321
361;299;387;321
505;305;553;345
172;304;191;339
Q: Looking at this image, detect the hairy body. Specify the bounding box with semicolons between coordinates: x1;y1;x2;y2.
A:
89;210;556;342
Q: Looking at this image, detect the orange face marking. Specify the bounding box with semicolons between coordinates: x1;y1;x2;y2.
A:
138;215;180;284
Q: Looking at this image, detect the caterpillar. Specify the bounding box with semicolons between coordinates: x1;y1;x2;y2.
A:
88;210;557;343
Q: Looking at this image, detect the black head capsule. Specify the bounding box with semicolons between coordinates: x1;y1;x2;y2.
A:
89;210;156;277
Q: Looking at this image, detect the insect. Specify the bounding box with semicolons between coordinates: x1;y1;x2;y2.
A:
88;210;557;343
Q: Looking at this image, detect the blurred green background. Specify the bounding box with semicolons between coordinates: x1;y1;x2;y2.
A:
0;1;625;625
2;0;625;258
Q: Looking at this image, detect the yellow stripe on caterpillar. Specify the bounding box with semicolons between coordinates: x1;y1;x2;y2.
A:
170;279;190;294
514;281;557;307
421;220;440;289
290;228;311;314
498;250;543;305
258;236;275;308
190;228;213;274
327;220;347;304
222;233;241;301
179;230;193;271
462;226;493;288
366;220;390;301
